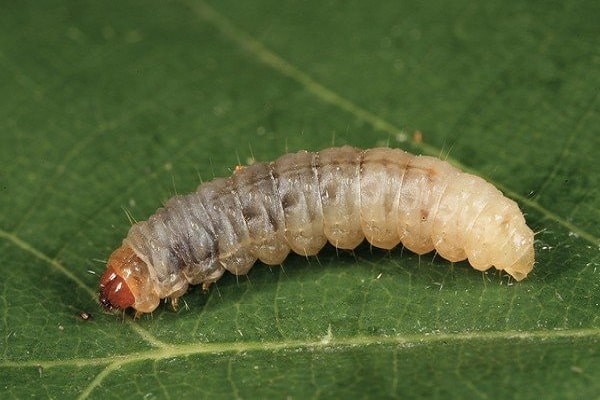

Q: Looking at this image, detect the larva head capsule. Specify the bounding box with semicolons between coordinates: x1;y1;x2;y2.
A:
99;245;160;314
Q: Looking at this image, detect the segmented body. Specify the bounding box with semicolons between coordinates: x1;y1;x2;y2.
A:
99;146;535;314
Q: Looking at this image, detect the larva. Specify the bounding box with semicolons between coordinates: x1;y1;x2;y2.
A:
99;146;535;314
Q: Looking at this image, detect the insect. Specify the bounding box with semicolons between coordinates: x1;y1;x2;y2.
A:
99;146;535;315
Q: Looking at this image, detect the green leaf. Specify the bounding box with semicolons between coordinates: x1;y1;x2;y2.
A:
1;0;598;398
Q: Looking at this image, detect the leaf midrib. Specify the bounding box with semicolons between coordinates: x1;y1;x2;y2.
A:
2;327;598;370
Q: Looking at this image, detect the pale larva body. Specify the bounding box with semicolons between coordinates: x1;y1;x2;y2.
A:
99;146;535;314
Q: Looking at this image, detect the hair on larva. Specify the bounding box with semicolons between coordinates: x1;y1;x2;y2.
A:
99;146;535;315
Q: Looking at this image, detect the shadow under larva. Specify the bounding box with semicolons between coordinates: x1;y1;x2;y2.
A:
99;146;535;315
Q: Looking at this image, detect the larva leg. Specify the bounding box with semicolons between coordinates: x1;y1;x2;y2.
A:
170;297;179;311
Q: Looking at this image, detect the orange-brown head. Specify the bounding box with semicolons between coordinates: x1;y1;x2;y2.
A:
99;245;160;313
99;267;135;311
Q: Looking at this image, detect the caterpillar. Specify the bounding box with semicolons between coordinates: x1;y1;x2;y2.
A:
99;146;535;314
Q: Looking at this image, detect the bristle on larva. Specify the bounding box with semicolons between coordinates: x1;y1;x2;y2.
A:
99;146;535;314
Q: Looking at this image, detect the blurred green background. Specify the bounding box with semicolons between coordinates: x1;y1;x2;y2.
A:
0;1;598;398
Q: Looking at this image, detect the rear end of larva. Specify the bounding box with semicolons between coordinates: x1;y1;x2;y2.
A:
99;146;535;314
